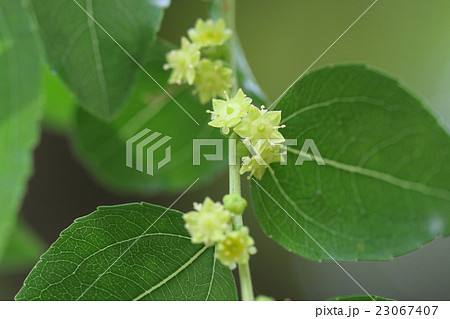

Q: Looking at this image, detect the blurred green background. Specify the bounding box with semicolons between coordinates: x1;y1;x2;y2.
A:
1;0;449;300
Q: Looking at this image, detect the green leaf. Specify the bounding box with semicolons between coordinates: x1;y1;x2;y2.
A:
0;221;46;273
42;66;76;133
16;203;237;301
251;64;450;261
328;295;393;301
0;0;42;261
30;0;170;119
72;40;225;194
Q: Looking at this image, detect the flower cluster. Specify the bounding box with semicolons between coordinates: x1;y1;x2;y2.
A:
208;89;286;179
164;18;233;104
183;196;255;269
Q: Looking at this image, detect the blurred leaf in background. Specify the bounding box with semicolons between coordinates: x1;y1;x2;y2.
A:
41;66;76;133
72;40;226;194
30;0;170;119
0;221;45;273
0;0;43;262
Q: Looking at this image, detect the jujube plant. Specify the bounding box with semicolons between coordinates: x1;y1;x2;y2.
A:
0;0;448;302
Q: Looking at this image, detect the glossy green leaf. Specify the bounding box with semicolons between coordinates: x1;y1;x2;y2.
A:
329;295;393;301
16;203;237;301
0;0;42;261
72;40;225;194
251;64;450;261
0;221;45;272
30;0;170;119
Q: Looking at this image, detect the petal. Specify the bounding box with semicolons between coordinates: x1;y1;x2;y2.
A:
233;89;245;102
240;164;249;175
180;36;190;48
233;122;251;138
252;166;266;180
203;197;215;210
212;99;226;112
270;130;285;142
208;119;223;128
241;97;252;112
247;105;262;121
187;28;196;40
227;117;242;128
186;69;196;85
216;19;225;29
196;18;204;29
264;111;281;125
221;126;230;135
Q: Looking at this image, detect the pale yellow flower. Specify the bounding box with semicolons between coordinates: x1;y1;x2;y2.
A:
164;37;200;85
188;18;232;48
208;89;252;134
234;105;285;141
194;59;232;104
216;227;256;269
240;140;284;179
183;197;232;246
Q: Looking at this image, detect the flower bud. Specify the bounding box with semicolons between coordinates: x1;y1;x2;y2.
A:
223;193;247;215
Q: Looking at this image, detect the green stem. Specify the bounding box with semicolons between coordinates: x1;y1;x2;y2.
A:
229;133;242;230
221;0;236;31
217;0;238;94
213;0;254;302
229;133;254;301
238;260;254;301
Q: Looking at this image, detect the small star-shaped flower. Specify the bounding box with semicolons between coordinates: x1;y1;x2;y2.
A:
216;226;257;269
164;37;200;85
188;18;232;48
208;89;252;135
194;59;232;104
183;197;232;246
234;105;285;142
240;140;284;179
